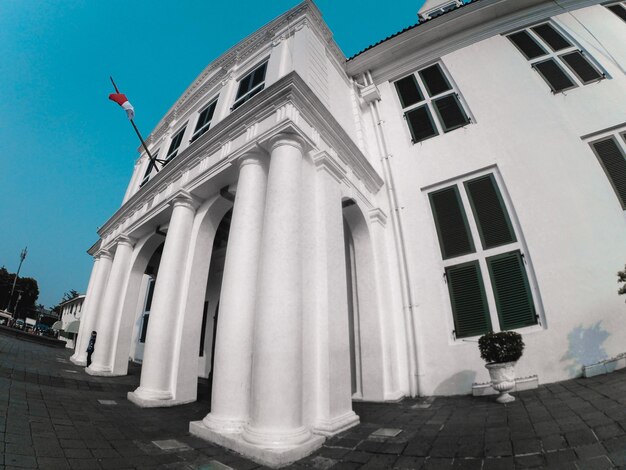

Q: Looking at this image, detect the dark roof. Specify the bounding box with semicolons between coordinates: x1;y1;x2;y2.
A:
347;0;480;61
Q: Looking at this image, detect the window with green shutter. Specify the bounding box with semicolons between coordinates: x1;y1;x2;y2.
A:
465;174;516;249
429;171;541;338
590;137;626;209
506;22;604;93
429;186;475;259
394;63;470;143
487;251;537;330
446;261;492;338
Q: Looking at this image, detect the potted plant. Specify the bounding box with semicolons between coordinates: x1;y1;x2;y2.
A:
478;331;525;404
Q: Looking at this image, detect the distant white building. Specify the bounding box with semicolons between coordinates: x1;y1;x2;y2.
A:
72;0;626;466
58;295;85;348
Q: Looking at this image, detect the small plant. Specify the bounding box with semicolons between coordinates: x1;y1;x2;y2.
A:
618;265;626;299
478;331;525;364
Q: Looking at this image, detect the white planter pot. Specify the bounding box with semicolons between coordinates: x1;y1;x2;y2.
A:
485;361;516;404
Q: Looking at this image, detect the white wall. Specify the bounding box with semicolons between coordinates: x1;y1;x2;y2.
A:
374;5;626;394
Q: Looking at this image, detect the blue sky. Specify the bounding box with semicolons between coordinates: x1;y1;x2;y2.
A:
0;0;426;308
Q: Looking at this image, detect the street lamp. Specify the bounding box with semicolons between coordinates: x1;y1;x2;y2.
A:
6;247;28;319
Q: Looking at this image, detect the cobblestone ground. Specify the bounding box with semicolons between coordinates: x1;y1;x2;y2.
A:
1;334;626;469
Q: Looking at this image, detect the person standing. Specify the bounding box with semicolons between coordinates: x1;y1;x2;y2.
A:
86;331;97;367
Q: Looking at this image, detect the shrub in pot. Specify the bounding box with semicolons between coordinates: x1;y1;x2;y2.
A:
478;331;525;404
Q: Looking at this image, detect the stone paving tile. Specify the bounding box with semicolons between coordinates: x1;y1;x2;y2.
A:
4;335;626;469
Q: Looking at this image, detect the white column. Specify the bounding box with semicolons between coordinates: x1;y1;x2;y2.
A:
71;250;113;365
202;151;268;432
87;237;134;375
242;134;315;448
310;153;359;436
128;192;196;404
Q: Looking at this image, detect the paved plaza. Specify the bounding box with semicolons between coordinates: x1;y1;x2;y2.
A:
1;335;626;469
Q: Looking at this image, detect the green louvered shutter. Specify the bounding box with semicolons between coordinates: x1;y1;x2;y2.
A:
446;261;491;338
465;174;516;249
591;137;626;209
429;186;475;259
487;251;536;330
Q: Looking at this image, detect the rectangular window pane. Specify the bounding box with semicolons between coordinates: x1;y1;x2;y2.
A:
405;105;438;143
419;64;451;97
429;186;475;259
488;251;537;330
464;174;516;249
560;51;603;84
166;126;186;161
140;314;150;343
533;59;576;92
446;261;492;338
508;31;546;60
531;23;571;52
608;4;626;22
591;138;626;209
192;101;217;142
233;62;267;110
433;94;469;131
395;75;423;108
251;62;267;88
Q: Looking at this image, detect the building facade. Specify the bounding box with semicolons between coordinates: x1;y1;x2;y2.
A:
72;0;626;465
58;294;84;348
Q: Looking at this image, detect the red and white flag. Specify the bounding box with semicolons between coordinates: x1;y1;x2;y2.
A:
108;93;135;120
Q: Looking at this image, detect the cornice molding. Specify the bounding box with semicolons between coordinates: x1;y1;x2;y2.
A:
312;150;348;184
347;0;604;82
98;72;382;241
142;1;345;150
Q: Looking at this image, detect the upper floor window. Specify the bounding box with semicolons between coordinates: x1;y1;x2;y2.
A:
191;99;218;143
606;2;626;22
140;148;159;187
507;22;604;93
164;125;187;164
394;63;470;144
232;62;267;111
428;172;538;338
589;132;626;210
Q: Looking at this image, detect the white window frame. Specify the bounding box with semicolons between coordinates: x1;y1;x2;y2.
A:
506;21;605;93
140;148;160;187
165;124;188;162
191;98;218;143
231;61;268;111
424;167;545;342
394;62;472;144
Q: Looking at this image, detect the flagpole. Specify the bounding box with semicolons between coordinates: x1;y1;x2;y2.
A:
109;76;161;173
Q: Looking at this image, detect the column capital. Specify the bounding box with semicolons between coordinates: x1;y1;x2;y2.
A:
95;249;113;261
238;150;268;170
269;133;305;154
170;190;201;211
115;235;135;248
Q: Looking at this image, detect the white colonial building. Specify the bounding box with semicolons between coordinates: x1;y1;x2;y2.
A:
58;294;84;348
72;0;626;465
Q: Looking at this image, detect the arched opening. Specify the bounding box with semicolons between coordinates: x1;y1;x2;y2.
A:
130;243;163;363
342;199;386;401
198;209;232;405
343;216;362;398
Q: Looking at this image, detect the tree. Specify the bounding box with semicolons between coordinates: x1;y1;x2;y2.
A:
0;267;39;318
51;290;81;318
61;289;80;302
619;265;626;299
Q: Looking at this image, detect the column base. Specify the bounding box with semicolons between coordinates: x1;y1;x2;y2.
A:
70;355;86;366
190;421;324;468
85;365;124;377
127;389;191;408
312;411;360;437
202;413;246;434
